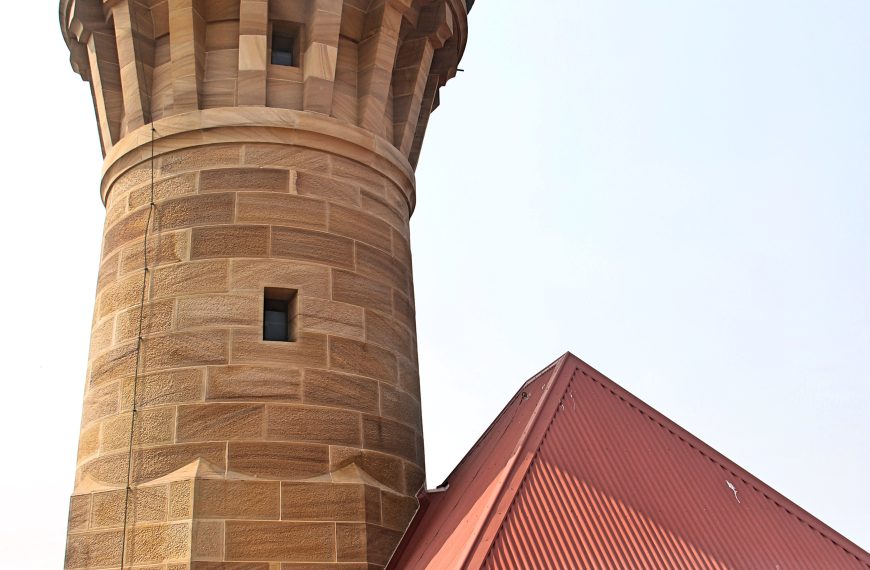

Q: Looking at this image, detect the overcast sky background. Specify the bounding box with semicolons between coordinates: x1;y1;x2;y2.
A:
0;1;868;567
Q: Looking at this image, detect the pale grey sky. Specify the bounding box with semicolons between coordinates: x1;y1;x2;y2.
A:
0;1;867;567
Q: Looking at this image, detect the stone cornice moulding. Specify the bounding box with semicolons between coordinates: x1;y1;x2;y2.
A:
101;107;419;214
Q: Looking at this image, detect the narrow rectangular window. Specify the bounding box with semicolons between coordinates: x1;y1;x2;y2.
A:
264;288;297;342
271;23;299;67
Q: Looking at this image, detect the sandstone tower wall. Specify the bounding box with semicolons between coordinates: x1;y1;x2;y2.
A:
59;0;468;567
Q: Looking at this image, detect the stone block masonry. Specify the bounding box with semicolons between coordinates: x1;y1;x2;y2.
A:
59;0;469;566
69;141;426;568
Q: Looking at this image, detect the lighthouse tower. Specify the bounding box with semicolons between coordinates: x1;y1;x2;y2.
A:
58;0;468;567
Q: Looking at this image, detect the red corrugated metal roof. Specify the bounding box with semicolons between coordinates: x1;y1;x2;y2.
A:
390;353;870;569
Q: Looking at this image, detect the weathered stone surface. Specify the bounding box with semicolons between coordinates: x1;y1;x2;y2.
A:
365;310;414;359
128;173;197;209
133;486;172;524
362;416;417;462
296;170;361;207
65;529;122;569
281;562;370;570
207;366;302;402
101;407;176;451
403;462;426;497
96;254;119;293
194;480;280;519
383;182;410;216
379;384;422;431
177;403;265;442
332;523;404;567
227;442;329;480
91;486;168;529
116;299;175;341
126;522;191;565
98;273;146;317
89;317;115;360
68;495;91;532
299;297;364;338
113;164;153;194
329;203;392;252
224;521;334;561
271;226;355;269
82;382;122;425
177;294;260;329
364;524;404;566
360;190;407;233
391;228;413;268
106;188;130;227
170;480;194;521
330;448;404;493
231;331;327;368
331;269;393;315
159;144;241;176
355;243;407;291
155;193;235;232
230;260;329;298
152;260;230;299
123;369;205;409
119;229;190;274
280;482;371;522
200;167;290;193
302;369;379;414
142;331;229;371
132;443;227;484
244;144;329;172
415;432;426;467
380;490;418;531
78;423;101;462
237;193;327;229
329;337;397;383
191;563;268;570
331;156;388;194
77;452;128;487
336;523;367;563
266;405;361;446
191;225;270;259
364;485;382;525
397;356;421;402
391;290;416;333
192;520;224;560
104;206;151;256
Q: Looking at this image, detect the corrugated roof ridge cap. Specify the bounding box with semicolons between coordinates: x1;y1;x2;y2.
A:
460;353;579;569
577;365;870;567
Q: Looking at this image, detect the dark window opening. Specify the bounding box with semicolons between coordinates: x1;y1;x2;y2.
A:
271;23;299;67
264;288;297;342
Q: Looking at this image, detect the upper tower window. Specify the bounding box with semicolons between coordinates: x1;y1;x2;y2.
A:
271;22;300;67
